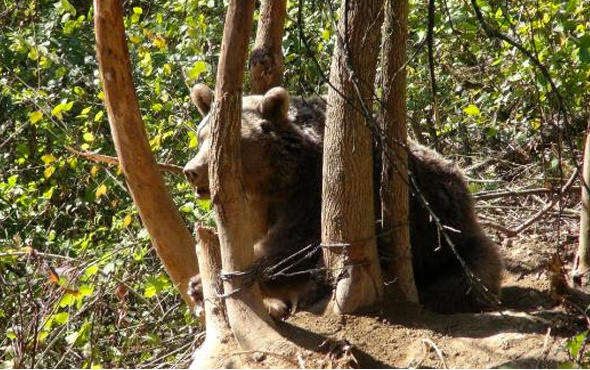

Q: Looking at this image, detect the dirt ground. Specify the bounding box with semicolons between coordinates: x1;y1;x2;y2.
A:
278;193;585;369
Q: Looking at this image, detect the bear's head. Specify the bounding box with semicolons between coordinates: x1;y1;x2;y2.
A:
183;84;295;200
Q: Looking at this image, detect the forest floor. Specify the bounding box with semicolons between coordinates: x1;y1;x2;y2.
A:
279;158;586;369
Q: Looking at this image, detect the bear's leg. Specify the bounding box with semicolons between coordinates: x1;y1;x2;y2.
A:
259;278;329;320
420;232;502;313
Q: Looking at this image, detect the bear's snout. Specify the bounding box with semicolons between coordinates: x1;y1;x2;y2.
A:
183;158;210;198
182;166;200;185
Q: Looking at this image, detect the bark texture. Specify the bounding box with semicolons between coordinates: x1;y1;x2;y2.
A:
93;0;197;307
189;226;240;369
380;0;419;303
250;0;286;94
575;128;590;284
321;0;385;314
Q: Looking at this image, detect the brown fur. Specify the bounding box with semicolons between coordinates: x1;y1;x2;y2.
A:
184;85;503;317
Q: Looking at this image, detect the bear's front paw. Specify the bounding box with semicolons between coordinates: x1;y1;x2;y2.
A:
188;275;203;303
263;297;289;320
188;275;205;320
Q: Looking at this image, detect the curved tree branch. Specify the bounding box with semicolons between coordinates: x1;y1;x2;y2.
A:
93;0;197;307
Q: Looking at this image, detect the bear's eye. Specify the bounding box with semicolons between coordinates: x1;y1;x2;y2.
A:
260;121;273;134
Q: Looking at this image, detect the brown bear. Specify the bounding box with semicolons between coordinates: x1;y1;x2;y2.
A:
184;84;503;317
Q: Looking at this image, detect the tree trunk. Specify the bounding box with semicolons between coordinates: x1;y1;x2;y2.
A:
207;0;292;353
574;126;590;285
250;0;286;94
189;226;239;369
380;0;419;303
93;0;197;307
321;0;385;314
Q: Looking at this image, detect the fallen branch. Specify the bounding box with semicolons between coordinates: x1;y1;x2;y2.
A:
479;171;577;237
481;198;557;237
474;186;579;200
65;146;184;175
479;220;521;237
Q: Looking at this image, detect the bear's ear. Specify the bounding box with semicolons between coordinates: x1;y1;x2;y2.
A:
191;84;214;115
259;87;290;121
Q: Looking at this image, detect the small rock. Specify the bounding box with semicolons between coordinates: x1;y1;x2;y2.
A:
252;352;266;362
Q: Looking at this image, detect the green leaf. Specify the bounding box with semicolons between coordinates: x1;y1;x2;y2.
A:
73;86;85;96
463;104;480;116
41;154;56;164
59;293;75;307
29;111;43;124
82;265;99;280
484;126;498;138
37;331;49;342
188;131;198;148
28;47;39;60
59;0;76;15
79;285;94;297
43;187;55;199
189;61;207;80
133;7;143;14
83;132;95;142
44;166;56;178
95;184;107;198
94;111;104;122
8;175;18;187
51;101;74;119
6;328;16;340
144;284;157;298
53;312;69;325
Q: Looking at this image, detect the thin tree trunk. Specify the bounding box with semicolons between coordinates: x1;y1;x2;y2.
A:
426;0;440;151
93;0;197;307
189;226;237;369
380;0;419;303
250;0;286;94
574;126;590;285
321;0;385;314
207;0;292;353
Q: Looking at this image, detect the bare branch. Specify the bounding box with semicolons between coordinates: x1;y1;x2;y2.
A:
65;146;184;175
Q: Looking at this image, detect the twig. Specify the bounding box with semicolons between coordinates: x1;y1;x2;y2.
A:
488;199;555;237
422;338;448;369
65;146;184;175
479;220;519;236
0;251;74;261
474;186;579;200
